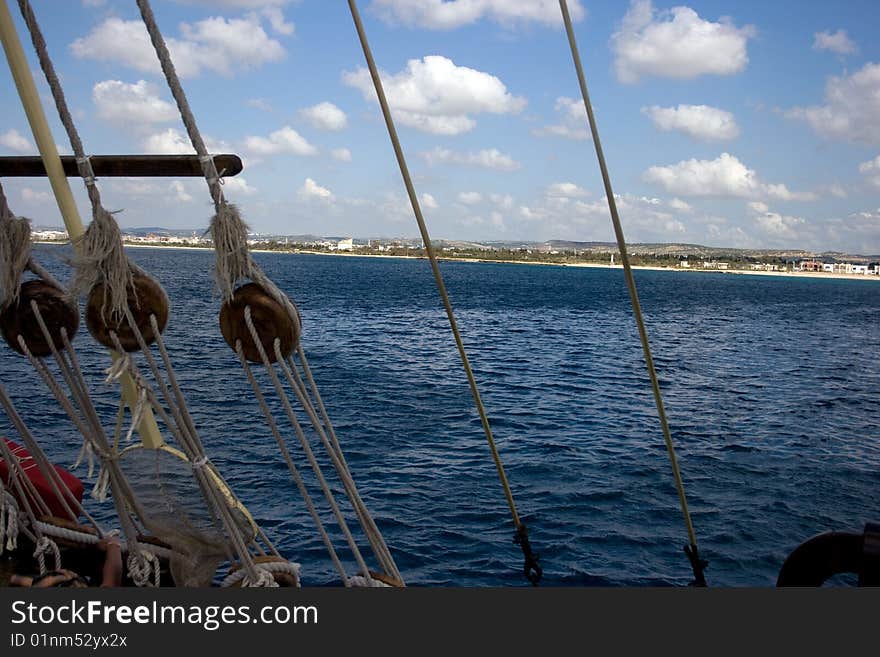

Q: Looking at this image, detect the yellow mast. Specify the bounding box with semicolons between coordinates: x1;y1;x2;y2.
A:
0;0;164;449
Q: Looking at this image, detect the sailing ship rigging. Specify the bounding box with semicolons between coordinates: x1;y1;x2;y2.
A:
1;0;876;588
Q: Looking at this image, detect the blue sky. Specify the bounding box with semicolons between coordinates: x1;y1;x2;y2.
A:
1;0;879;253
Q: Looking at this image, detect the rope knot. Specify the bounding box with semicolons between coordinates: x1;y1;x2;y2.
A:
33;535;62;574
75;155;97;187
191;455;210;471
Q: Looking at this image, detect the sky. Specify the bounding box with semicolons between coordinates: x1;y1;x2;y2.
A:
1;0;879;254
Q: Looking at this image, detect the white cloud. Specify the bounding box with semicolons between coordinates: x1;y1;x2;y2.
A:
71;15;285;78
489;193;514;209
343;55;525;135
643;153;817;201
223;176;257;195
813;29;856;55
457;191;483;204
331;148;352;162
420;147;521;171
748;201;768;214
546;182;588;198
92;80;178;124
300;102;347;131
169;180;194;203
21;187;51;203
261;7;295;35
532;97;589;141
611;0;755;83
421;193;438;209
370;0;586;30
143;128;194;154
669;197;692;213
141;128;231;155
246;98;273;112
0;129;33;154
859;155;880;189
642;104;739;141
298;177;333;201
786;63;880;144
489;211;506;230
244;126;317;156
753;210;805;238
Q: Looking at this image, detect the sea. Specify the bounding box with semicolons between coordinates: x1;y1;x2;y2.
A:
2;243;879;587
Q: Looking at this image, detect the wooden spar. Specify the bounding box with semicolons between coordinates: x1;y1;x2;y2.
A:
0;0;164;450
0;154;243;178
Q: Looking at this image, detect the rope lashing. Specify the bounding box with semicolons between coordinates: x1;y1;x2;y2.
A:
127;549;161;588
0;181;31;310
557;0;706;586
347;0;540;586
33;534;61;575
0;489;20;553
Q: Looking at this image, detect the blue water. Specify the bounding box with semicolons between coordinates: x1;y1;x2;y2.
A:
2;244;879;587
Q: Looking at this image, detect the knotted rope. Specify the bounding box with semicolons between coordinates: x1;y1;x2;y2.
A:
0;181;32;310
127;549;161;588
33;535;61;575
0;488;20;554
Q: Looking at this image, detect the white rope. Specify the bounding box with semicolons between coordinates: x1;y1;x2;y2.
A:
348;575;391;588
221;560;300;588
127;549;161;588
243;310;372;583
1;490;20;553
33;535;61;574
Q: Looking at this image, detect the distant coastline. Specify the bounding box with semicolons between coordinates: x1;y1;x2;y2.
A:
32;240;877;283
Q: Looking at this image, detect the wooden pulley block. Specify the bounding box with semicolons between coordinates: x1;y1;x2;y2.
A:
0;279;79;357
85;272;169;351
219;282;300;364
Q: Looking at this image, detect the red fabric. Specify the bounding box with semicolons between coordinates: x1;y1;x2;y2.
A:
0;437;84;519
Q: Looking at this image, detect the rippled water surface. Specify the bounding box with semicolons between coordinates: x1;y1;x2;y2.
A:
3;245;879;586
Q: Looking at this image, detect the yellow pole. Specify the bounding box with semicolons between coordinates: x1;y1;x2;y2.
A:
0;0;164;449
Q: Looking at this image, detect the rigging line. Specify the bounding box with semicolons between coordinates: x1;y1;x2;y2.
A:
278;347;401;581
288;348;401;581
557;0;706;586
347;0;541;585
237;345;351;586
242;310;373;583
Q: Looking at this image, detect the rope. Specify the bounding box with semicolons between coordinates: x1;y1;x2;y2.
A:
243;310;373;583
135;0;297;321
347;0;540;586
17;0;138;322
33;535;61;575
0;489;20;553
281;346;401;582
558;0;706;587
0;181;31;310
221;560;301;588
127;549;161;588
237;344;351;585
